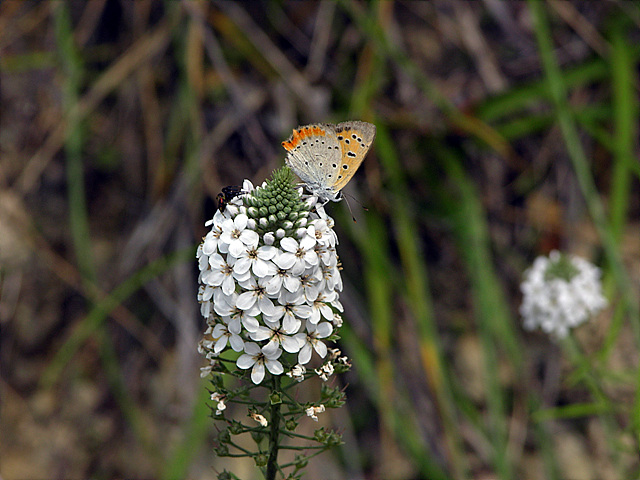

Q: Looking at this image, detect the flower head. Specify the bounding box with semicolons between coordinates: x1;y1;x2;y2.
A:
197;168;346;384
520;250;607;339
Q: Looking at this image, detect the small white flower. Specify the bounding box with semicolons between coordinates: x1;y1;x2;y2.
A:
213;293;260;333
286;364;306;382
319;262;342;293
200;365;213;378
237;342;284;384
315;362;334;381
210;392;227;415
221;214;259;258
237;276;276;316
202;219;224;255
308;292;336;324
233;244;277;278
203;253;239;295
266;252;303;295
211;319;244;353
520;251;607;339
309;219;336;247
251;412;268;427
299;272;321;302
267;291;312;334
305;404;325;422
280;236;318;273
295;321;333;365
250;324;302;355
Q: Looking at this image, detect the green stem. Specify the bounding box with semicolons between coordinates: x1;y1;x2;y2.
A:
266;375;282;480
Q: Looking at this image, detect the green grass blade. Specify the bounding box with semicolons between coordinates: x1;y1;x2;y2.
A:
40;247;196;389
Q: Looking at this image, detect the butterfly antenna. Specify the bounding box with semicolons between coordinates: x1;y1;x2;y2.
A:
343;192;369;216
342;193;369;222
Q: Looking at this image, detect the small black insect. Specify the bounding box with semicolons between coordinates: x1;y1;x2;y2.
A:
217;185;245;214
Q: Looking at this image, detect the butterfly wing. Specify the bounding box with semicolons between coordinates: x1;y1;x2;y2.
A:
282;124;343;201
331;121;376;192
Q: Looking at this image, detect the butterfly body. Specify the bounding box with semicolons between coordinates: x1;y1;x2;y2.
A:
282;121;376;203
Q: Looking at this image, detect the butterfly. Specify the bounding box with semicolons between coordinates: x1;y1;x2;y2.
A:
282;121;376;204
216;185;245;214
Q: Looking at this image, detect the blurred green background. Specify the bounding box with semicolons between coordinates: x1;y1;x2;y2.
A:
1;1;639;479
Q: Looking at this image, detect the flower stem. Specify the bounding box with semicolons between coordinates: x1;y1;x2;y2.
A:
266;374;281;480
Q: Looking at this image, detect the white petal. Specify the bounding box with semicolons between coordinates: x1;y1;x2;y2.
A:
319;304;334;320
282;315;301;334
283;275;301;293
253;259;275;277
233;257;251;274
304;250;318;266
315;322;333;337
266;275;284;295
229;335;245;352
313;340;328;358
242;315;260;333
295;305;312;318
300;235;316;250
227;317;242;334
208;253;225;268
262;339;280;356
265;359;283;376
236;291;257;310
202;285;214;302
281;335;302;353
243;342;260;355
251;362;265;384
280;237;297;253
258;296;276;316
239;229;259;246
250;327;272;342
221;276;236;296
238;276;257;290
275;252;296;269
257;245;277;260
237;353;255;369
214;336;228;354
234;214;248;230
228;239;246;258
298;344;312;365
202;235;218;255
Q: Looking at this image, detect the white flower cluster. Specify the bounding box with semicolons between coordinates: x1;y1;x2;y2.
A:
520;250;607;339
197;180;344;384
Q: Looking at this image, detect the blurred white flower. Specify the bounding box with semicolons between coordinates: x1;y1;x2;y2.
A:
520;250;607;339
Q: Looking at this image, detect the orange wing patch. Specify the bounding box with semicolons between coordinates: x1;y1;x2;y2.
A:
282;125;327;151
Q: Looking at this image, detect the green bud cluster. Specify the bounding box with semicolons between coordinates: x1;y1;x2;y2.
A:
313;427;343;447
544;253;580;282
244;167;310;239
